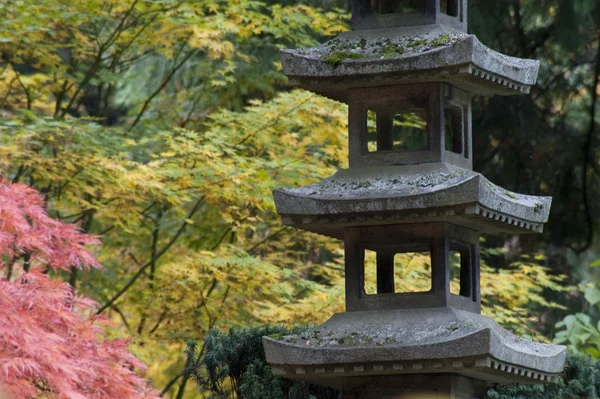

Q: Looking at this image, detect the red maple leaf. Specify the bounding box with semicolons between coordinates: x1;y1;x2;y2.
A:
0;181;160;399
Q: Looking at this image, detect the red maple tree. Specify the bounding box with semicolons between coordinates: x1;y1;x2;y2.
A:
0;181;160;399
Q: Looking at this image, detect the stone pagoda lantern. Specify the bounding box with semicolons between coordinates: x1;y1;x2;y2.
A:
263;1;566;397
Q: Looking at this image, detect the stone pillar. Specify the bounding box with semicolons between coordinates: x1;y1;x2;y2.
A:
376;111;394;152
376;252;395;294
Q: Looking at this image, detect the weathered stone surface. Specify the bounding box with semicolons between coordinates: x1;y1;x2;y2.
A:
263;308;566;387
274;162;551;237
280;25;540;100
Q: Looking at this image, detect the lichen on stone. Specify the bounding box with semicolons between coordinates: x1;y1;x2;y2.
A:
276;328;399;348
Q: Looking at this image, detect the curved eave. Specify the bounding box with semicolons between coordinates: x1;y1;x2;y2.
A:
280;26;539;101
273;163;551;238
263;309;565;386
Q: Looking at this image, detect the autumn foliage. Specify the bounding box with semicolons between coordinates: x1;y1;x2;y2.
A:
0;181;159;399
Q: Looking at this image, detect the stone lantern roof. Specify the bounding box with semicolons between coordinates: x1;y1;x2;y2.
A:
264;308;565;387
274;162;552;239
281;25;540;101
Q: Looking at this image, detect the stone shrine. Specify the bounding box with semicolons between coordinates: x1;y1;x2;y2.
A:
263;1;566;397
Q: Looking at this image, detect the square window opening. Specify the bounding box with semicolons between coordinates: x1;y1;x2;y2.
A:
444;105;464;154
371;0;423;14
367;109;428;153
364;250;432;295
394;252;432;293
440;0;459;17
449;246;473;298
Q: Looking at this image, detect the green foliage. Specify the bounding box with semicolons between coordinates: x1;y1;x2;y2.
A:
555;313;600;358
554;260;600;358
480;254;569;337
488;354;596;399
194;326;340;399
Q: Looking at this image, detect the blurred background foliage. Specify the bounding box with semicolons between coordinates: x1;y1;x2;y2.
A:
0;0;599;397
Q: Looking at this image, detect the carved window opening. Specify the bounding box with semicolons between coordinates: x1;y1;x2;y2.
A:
364;249;432;295
444;104;464;155
440;0;459;17
449;243;474;298
370;0;423;14
367;109;428;153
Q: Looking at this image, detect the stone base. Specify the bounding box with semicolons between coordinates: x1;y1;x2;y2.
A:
342;374;487;399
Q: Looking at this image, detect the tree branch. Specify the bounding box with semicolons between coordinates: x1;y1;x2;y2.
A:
129;47;198;129
137;207;163;334
247;227;290;254
238;95;314;145
160;373;183;397
59;0;141;118
577;33;600;253
95;197;204;314
211;227;232;251
0;76;17;108
148;307;169;335
13;69;32;110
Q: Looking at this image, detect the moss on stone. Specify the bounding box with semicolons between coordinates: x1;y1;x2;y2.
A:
320;33;462;65
337;334;374;346
406;39;428;48
431;33;452;47
380;43;405;59
324;51;362;66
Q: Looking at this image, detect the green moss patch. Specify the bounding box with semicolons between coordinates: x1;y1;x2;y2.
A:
431;33;452;47
324;51;362;66
380;42;405;59
406;38;428;48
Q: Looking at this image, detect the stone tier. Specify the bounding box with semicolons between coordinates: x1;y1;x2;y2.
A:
281;25;539;100
263;308;566;389
274;163;551;239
